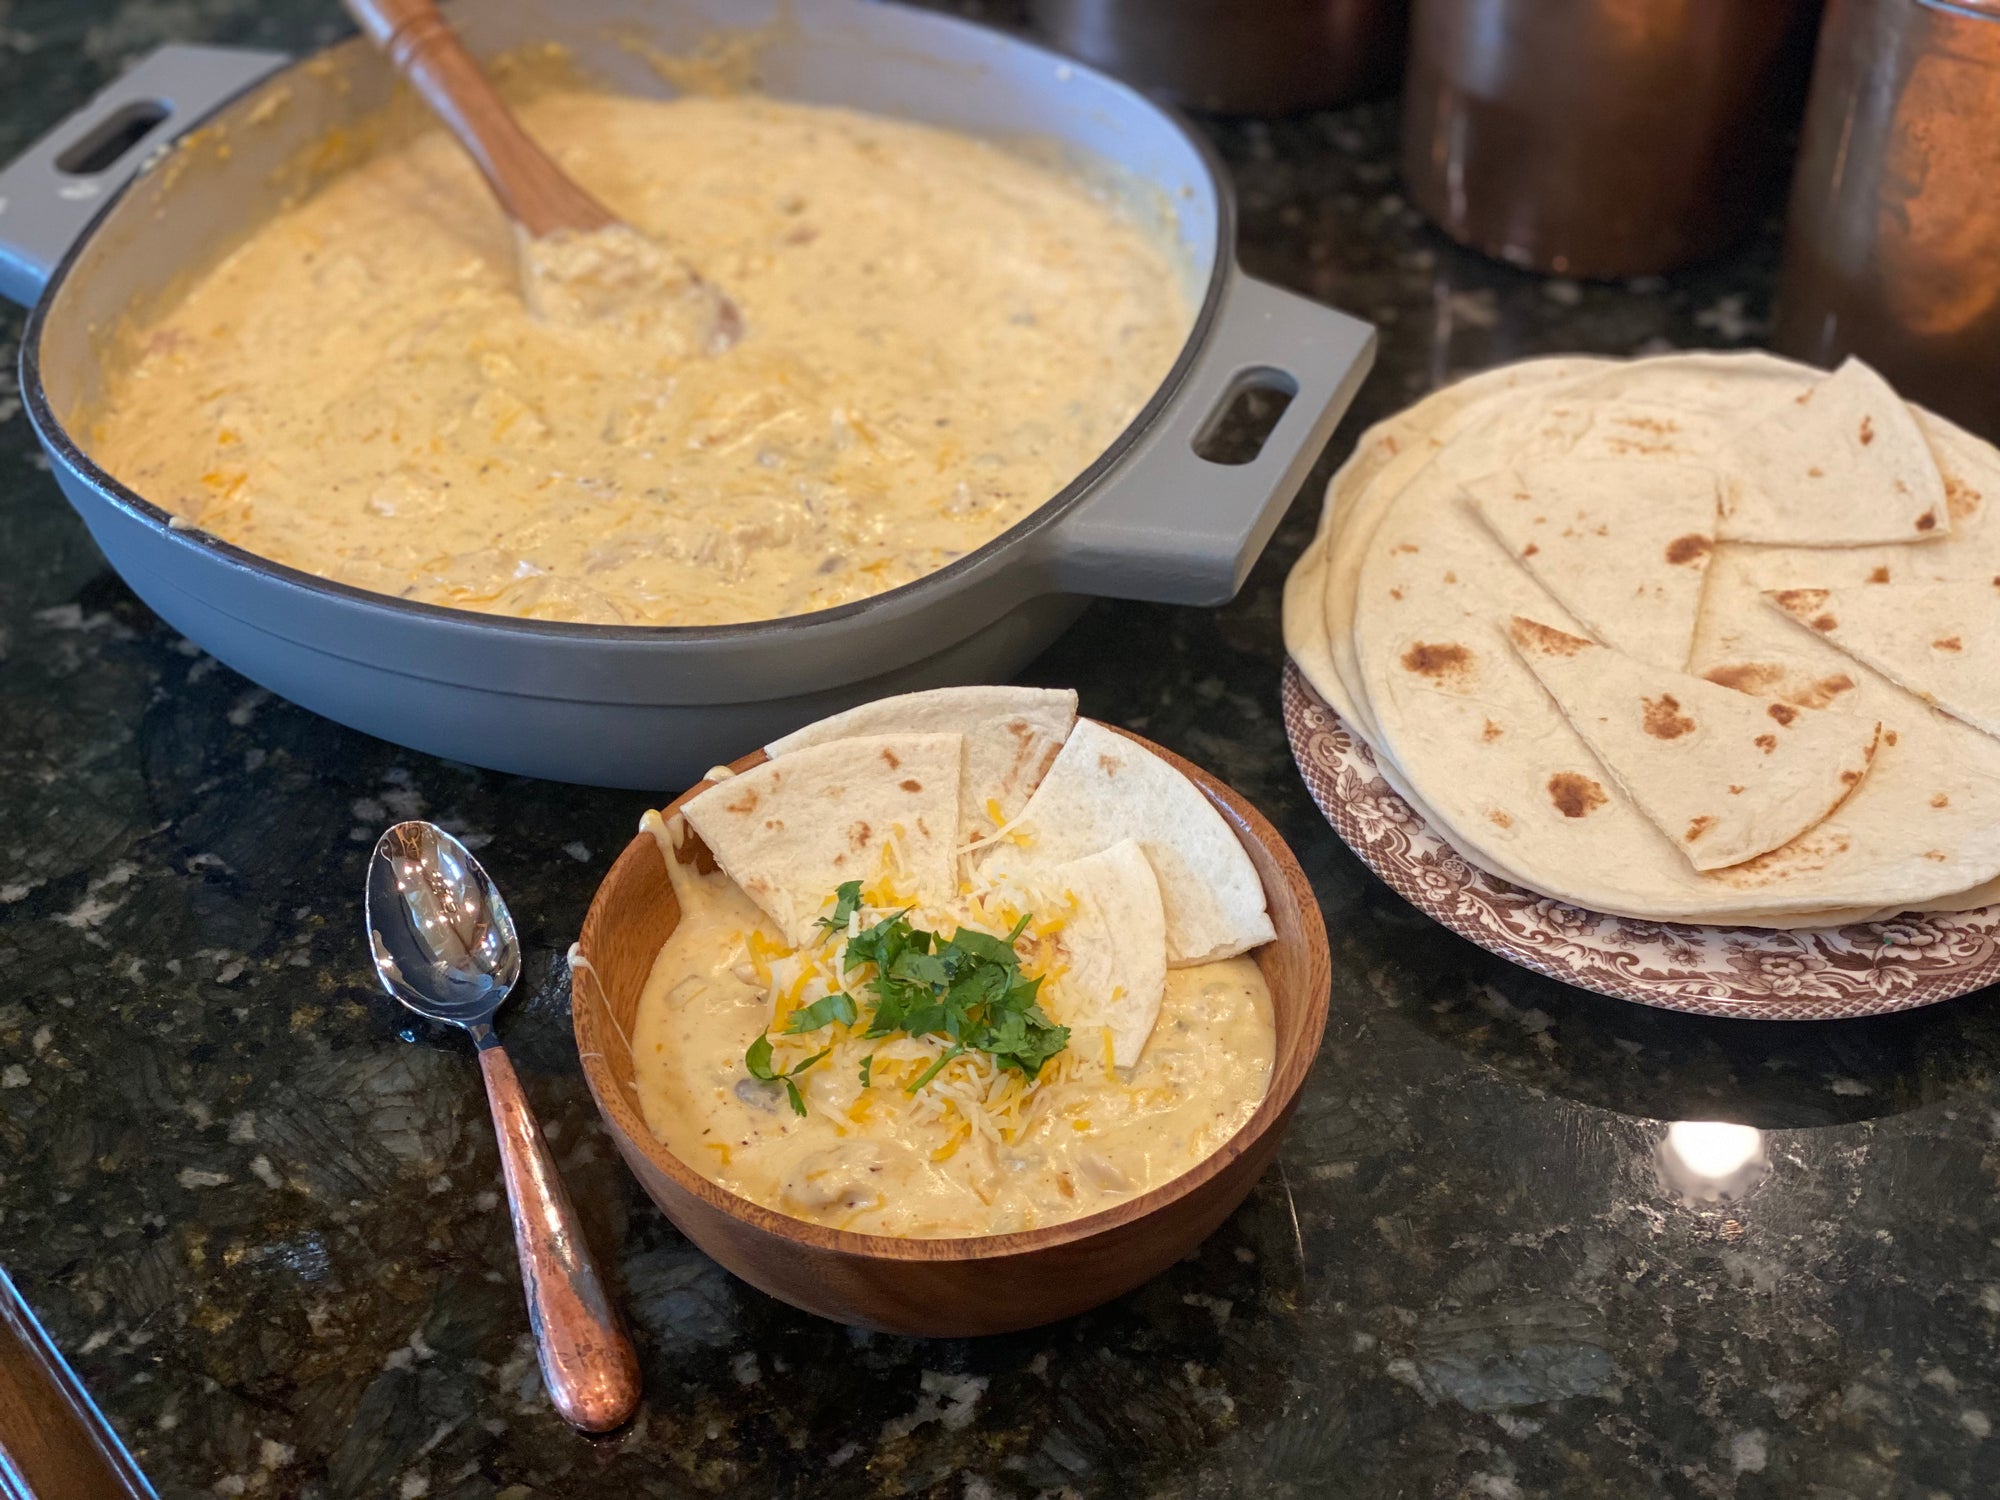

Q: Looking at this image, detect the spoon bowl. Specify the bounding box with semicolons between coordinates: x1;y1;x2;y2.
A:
366;820;520;1034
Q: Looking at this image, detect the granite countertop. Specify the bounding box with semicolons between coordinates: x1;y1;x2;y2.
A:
5;3;2000;1498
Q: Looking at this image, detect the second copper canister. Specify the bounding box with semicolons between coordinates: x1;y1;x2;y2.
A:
1402;0;1821;278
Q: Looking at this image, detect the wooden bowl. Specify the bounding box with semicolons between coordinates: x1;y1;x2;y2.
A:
572;724;1330;1336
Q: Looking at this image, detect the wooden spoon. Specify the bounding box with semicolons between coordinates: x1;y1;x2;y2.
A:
342;0;740;347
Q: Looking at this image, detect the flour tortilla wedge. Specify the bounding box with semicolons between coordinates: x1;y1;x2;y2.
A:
980;718;1273;965
1468;460;1719;670
683;733;961;946
1507;618;1881;872
1765;583;2000;741
1716;357;1949;545
767;686;1077;842
1285;356;1617;740
1350;712;1922;927
1032;839;1167;1068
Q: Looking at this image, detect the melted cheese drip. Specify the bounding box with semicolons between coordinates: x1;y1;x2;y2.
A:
88;92;1190;626
631;813;1273;1237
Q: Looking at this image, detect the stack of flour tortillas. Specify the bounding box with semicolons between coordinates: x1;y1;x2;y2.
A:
1283;350;2000;929
679;687;1275;1066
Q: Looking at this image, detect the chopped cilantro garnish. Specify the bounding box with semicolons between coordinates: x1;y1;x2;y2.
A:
784;990;858;1034
814;880;865;939
743;892;1070;1114
744;1031;831;1117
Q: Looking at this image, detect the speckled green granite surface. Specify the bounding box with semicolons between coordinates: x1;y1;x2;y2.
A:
3;2;2000;1497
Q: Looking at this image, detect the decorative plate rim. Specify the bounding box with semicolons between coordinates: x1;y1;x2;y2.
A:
1282;663;2000;1020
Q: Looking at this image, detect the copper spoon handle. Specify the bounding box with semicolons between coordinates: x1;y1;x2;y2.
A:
342;0;615;236
477;1043;641;1432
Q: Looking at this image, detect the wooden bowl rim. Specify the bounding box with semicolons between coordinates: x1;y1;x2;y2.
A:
572;720;1330;1263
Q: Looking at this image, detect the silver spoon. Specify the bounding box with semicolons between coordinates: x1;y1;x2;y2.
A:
366;820;640;1433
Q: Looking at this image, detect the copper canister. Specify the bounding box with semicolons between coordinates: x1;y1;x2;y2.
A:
1028;0;1409;114
1401;0;1820;277
1774;0;2000;441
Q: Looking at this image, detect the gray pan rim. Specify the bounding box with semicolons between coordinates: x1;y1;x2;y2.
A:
20;17;1233;649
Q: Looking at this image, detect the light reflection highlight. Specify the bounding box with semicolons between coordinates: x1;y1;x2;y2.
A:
1657;1120;1768;1204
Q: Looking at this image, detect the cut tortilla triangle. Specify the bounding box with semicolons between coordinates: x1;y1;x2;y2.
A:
682;733;961;946
978;719;1274;966
1028;839;1168;1069
1467;459;1719;670
1715;357;1949;545
1507;618;1883;872
1766;582;2000;741
765;686;1077;843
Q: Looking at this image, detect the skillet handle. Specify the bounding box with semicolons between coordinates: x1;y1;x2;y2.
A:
1038;275;1375;605
0;45;288;308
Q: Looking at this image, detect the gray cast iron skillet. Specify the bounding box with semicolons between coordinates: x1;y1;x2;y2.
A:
0;0;1374;790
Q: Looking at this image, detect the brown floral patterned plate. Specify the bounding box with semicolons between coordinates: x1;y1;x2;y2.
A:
1283;664;2000;1019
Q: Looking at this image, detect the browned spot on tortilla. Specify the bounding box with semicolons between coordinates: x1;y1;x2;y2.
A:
1812;613;1839;632
1684;815;1715;843
1383;434;1401;454
899;778;922;792
1885;729;1899;746
1394;542;1421;554
1508;618;1592;657
1444;571;1458;584
880;748;902;770
1945;475;1979;523
1935;636;1963;652
1390;588;1404;600
1896;479;1910;494
1665;534;1711;566
1868;566;1891;584
1098;753;1123;775
1841;769;1860;785
1859;415;1875;445
1706;662;1785;694
1547;772;1607;818
1755;734;1778;754
1714;827;1852;886
1932;793;1950;808
1916;509;1938;532
1926;850;1948;862
1791;674;1857;710
849;821;873;850
725;789;759;815
1619;415;1680;435
1481;720;1503;743
1729;785;1745;795
1796;388;1814;406
1402;641;1474;683
916;817;930;838
1772;587;1830;615
1767;703;1798;727
1643;694;1696;739
1807;466;1825;478
1521;542;1540;558
1488;809;1512;828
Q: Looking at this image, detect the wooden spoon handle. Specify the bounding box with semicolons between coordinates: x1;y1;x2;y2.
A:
342;0;615;237
477;1043;641;1432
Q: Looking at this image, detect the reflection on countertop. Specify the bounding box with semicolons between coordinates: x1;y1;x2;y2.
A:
2;1;1998;1497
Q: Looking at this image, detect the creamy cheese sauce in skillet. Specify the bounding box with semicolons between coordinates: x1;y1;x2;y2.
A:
86;92;1190;626
627;815;1274;1238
